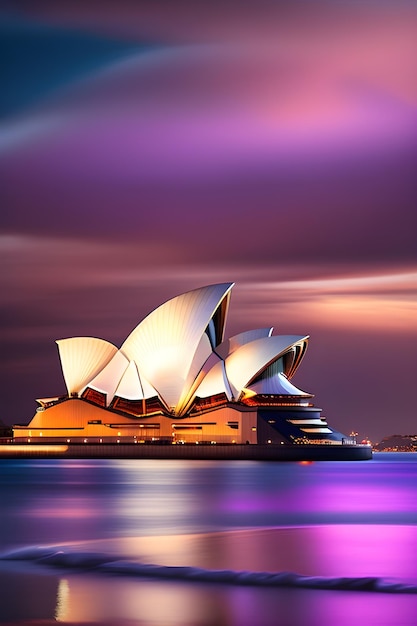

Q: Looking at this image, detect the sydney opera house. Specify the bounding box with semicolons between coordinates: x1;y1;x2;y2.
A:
12;283;371;459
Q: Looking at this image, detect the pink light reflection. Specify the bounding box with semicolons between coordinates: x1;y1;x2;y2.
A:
29;502;97;519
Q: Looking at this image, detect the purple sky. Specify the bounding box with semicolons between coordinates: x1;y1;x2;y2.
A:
1;1;416;442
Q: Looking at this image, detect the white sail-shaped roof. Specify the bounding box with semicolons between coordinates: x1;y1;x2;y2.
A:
53;284;315;417
114;360;144;400
120;283;234;412
56;337;117;396
224;335;309;400
176;331;214;414
112;360;160;401
247;372;311;396
215;328;273;359
138;369;161;399
193;357;234;401
87;350;130;405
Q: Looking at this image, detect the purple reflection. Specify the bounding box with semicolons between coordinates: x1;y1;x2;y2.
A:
311;525;417;583
229;586;417;626
223;461;417;525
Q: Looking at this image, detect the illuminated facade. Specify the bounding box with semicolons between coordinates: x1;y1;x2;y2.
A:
14;283;349;446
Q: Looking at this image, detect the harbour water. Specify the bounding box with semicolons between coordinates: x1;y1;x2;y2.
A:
0;453;416;625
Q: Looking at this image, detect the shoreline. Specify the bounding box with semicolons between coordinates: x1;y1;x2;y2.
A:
0;442;372;461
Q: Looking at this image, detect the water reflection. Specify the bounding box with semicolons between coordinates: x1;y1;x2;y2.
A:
2;456;417;549
55;578;70;622
28;570;417;626
1;454;417;625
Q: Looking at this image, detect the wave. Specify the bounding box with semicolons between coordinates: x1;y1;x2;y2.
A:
2;546;416;594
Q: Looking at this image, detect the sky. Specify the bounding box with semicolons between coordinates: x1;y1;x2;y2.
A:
1;1;416;443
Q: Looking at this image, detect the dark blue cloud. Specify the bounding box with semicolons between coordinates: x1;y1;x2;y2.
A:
0;13;156;118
